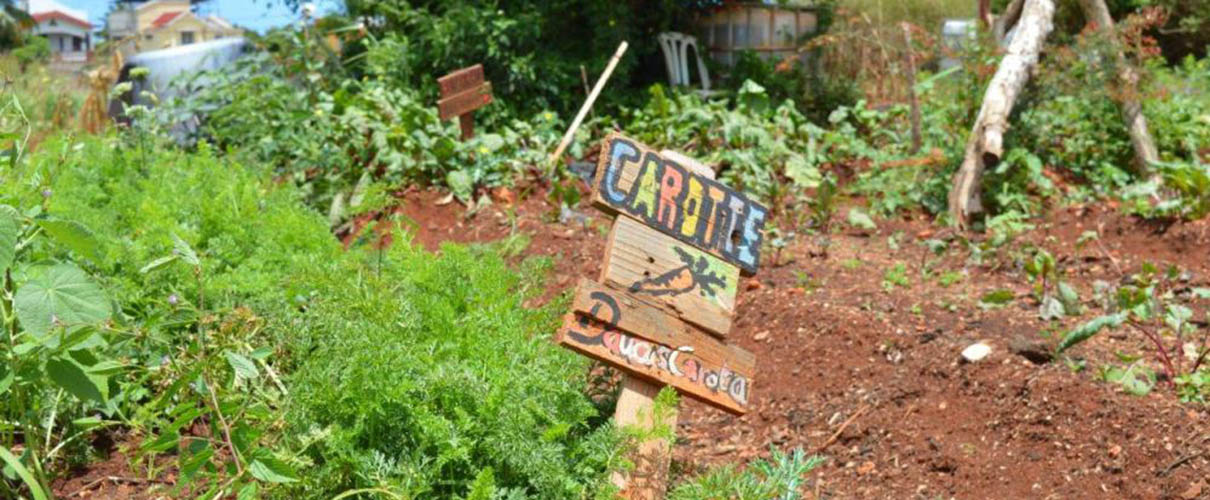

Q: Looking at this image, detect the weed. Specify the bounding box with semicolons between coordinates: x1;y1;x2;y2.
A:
1057;263;1209;399
882;263;910;292
669;446;825;500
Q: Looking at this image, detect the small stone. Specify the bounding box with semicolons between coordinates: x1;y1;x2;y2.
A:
857;461;876;475
746;280;762;291
961;342;992;362
753;330;770;342
1107;444;1122;458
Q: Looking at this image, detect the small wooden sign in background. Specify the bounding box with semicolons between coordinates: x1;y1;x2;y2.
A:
556;134;768;498
437;64;493;140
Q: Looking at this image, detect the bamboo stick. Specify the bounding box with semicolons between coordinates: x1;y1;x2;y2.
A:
548;41;629;167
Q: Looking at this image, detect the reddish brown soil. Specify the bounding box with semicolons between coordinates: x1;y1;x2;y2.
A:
394;188;1210;499
54;187;1210;499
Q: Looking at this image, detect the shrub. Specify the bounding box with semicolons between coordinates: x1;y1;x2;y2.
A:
280;242;621;498
5;134;621;498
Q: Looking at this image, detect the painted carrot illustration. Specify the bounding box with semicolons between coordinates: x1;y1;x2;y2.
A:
629;247;726;298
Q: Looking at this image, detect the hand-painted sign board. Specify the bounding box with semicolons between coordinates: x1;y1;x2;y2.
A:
438;64;485;97
557;136;762;426
592;133;769;275
557;279;755;414
437;64;493;139
438;81;493;121
602;216;738;337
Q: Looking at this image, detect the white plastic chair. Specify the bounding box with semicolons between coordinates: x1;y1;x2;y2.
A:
658;32;711;92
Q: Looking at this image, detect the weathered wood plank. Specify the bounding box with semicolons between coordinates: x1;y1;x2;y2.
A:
601;216;738;337
438;82;493;121
592;133;769;275
558;279;755;414
438;64;485;97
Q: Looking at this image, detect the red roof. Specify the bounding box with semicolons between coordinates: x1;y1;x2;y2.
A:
151;11;183;29
32;11;92;30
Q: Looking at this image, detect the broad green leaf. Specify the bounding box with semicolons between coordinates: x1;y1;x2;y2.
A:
477;133;505;153
1192;287;1210;299
447;170;474;203
141;430;180;453
172;233;200;267
0;364;12;396
46;356;106;403
1057;281;1080;315
249;450;299;483
0;204;17;271
15;264;110;336
225;351;260;380
72;417;104;430
1104;364;1154;396
785;156;822;189
1039;295;1065;321
180;441;214;481
37;218;101;262
236;482;259;500
0;446;49;500
1056;313;1125;353
846;208;876;230
980;289;1015;306
139;254;178;274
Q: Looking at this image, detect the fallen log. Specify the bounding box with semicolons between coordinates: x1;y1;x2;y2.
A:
949;0;1056;228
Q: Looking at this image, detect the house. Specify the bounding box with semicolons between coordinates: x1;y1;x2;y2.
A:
20;0;92;62
107;0;243;54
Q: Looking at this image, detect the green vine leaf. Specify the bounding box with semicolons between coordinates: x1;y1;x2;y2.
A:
14;263;111;336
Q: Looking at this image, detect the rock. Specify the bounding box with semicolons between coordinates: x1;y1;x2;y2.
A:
857;461;876;475
961;342;992;362
746;280;762;291
753;330;770;342
1009;335;1053;364
1107;444;1122;458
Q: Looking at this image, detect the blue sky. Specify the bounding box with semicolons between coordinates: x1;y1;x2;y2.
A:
55;0;344;34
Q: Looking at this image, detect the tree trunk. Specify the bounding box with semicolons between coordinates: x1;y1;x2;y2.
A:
993;0;1026;42
978;0;994;30
949;0;1056;228
1077;0;1160;176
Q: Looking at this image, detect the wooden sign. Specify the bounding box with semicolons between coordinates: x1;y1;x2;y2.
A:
556;139;763;498
437;64;493;140
602;216;738;337
558;279;753;414
592;133;769;275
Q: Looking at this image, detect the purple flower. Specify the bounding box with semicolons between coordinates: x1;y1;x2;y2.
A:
168;294;179;305
41;188;52;198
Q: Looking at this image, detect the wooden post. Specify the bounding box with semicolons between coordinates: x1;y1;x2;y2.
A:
606;149;735;498
611;377;676;498
901;23;922;155
548;41;629;167
458;114;474;140
1077;0;1159;177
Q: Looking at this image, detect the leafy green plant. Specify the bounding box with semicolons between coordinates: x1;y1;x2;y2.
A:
1023;249;1081;320
0;204;121;498
882;262;910;291
669;447;825;500
1057;263;1209;399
